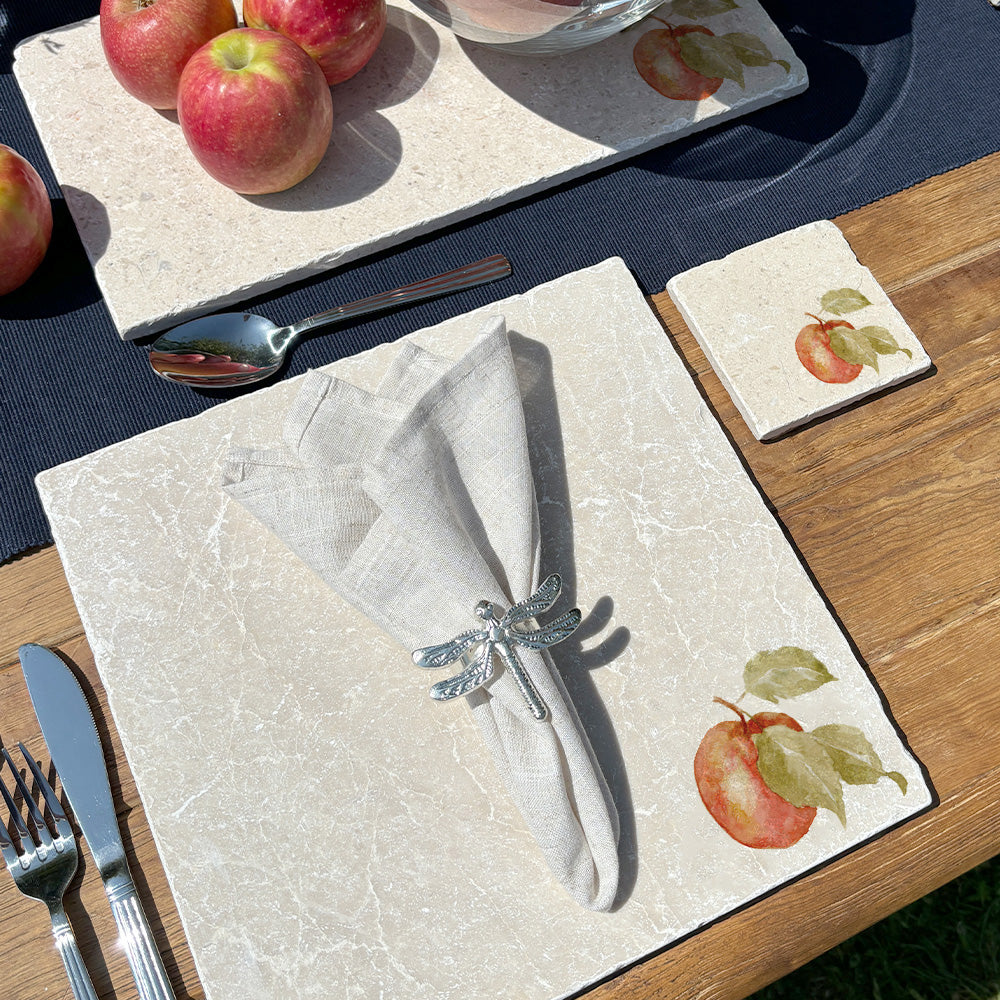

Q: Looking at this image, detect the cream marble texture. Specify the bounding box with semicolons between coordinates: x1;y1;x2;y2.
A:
13;1;806;340
37;259;930;1000
667;220;933;440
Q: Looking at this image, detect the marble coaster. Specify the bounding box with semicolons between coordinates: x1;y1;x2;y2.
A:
36;258;930;1000
13;0;806;339
666;220;933;440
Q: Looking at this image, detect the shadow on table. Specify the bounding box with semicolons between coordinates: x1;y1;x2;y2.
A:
763;0;915;45
0;199;103;320
457;0;915;193
643;26;913;187
511;330;638;910
640;0;916;187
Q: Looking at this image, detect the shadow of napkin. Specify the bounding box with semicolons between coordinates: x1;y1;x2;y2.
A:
222;315;620;910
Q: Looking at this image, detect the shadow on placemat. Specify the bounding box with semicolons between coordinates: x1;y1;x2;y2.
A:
511;330;639;908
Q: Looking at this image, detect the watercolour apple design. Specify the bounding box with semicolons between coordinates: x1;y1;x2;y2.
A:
632;0;790;101
634;23;723;101
796;289;913;384
695;698;816;848
694;647;907;848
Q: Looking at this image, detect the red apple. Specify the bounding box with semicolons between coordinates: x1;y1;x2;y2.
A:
0;144;53;296
694;698;816;849
242;0;387;86
795;313;863;384
99;0;238;110
633;22;722;101
177;28;334;195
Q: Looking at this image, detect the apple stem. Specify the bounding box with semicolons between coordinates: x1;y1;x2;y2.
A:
649;16;675;30
713;696;749;732
805;312;827;332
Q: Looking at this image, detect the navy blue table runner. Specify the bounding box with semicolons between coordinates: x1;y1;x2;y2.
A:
2;0;999;563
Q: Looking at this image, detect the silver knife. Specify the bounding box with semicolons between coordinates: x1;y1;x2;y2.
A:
19;643;177;1000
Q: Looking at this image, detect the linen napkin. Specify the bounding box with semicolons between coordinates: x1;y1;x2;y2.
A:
221;316;621;911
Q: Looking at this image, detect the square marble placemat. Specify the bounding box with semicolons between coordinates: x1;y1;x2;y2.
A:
36;258;930;1000
14;0;806;340
666;219;933;440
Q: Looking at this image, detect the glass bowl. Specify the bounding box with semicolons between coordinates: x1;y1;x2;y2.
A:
406;0;667;55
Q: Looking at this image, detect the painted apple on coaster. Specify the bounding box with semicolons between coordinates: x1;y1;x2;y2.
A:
666;220;933;441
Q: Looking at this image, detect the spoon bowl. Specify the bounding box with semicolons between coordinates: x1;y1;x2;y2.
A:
149;254;512;388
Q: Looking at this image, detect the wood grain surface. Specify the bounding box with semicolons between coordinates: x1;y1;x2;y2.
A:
2;151;1000;1000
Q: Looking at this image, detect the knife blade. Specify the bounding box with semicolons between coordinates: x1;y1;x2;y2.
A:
19;643;177;1000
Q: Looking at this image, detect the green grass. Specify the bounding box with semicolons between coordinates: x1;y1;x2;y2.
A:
749;854;1000;1000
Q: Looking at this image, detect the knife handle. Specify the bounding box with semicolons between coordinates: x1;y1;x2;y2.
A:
108;882;178;1000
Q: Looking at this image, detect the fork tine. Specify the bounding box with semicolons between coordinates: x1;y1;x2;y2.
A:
0;768;18;865
0;745;52;850
0;753;33;844
17;743;71;838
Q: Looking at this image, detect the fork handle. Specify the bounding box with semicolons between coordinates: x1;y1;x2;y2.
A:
108;883;178;1000
51;908;100;1000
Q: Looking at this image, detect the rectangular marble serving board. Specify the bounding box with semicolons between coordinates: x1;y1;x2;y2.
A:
36;258;930;1000
14;1;806;339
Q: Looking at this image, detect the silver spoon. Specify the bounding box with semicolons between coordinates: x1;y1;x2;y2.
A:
148;254;512;388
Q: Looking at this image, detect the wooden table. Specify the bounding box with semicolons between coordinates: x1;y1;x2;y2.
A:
3;151;1000;1000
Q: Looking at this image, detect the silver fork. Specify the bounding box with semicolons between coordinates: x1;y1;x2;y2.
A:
0;743;99;1000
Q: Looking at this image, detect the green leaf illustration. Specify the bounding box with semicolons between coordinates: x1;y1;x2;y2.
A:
829;325;879;370
855;325;913;359
670;0;739;17
722;31;774;67
811;724;908;794
752;726;847;825
677;31;746;86
743;646;837;703
820;288;872;315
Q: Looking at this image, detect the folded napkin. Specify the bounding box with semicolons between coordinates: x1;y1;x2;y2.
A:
221;316;620;911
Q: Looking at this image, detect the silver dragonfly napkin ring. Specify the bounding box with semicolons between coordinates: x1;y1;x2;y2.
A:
411;573;581;722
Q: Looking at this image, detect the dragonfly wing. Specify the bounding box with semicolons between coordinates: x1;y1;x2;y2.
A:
502;573;563;627
429;644;494;701
511;608;582;649
412;628;484;669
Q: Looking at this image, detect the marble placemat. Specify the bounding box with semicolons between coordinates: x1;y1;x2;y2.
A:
36;258;930;1000
13;1;806;340
667;220;933;440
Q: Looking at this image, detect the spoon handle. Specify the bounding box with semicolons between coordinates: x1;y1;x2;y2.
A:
288;254;512;338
